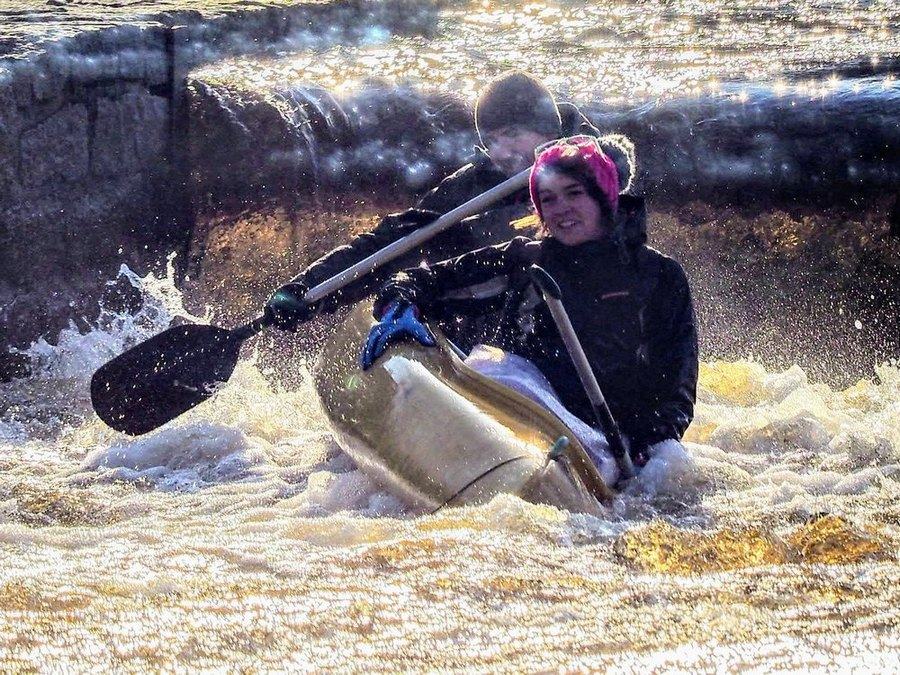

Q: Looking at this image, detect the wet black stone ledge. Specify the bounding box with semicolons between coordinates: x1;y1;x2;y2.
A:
0;0;440;349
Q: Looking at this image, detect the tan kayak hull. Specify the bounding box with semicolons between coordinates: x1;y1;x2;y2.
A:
313;304;613;515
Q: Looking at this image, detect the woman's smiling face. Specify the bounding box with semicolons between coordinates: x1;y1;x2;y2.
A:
536;170;607;246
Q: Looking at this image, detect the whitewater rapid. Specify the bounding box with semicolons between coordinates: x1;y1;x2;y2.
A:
0;265;897;670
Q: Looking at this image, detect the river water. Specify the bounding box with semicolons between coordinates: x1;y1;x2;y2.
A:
2;0;900;671
1;264;898;670
0;0;323;59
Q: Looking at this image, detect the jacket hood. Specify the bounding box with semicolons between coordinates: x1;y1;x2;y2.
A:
559;101;601;137
616;193;648;248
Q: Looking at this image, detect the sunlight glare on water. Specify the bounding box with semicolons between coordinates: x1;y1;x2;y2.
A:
192;0;900;105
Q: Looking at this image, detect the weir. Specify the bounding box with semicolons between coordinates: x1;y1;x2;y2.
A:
1;0;899;373
0;0;439;349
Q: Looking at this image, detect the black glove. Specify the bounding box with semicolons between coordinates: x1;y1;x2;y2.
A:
264;280;319;331
623;434;650;468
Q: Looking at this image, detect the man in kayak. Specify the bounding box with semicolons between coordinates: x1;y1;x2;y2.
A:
265;70;633;352
360;135;698;475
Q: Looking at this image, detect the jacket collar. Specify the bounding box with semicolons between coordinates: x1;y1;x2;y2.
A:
542;235;621;259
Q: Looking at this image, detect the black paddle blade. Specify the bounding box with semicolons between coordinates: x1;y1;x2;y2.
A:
91;324;245;435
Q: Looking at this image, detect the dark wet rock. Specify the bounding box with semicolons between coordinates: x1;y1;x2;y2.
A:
100;273;145;317
20;104;91;187
890;193;900;239
0;0;438;350
92;91;169;177
0;351;31;383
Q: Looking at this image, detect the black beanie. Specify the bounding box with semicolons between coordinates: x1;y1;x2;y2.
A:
474;71;561;143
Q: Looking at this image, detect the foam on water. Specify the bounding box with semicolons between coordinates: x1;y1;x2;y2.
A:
1;266;898;669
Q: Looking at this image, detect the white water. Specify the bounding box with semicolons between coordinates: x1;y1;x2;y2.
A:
1;266;898;671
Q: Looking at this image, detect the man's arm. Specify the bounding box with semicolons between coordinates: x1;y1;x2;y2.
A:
374;237;535;318
296;209;441;310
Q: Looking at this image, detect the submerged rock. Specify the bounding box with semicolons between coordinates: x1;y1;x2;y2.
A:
616;514;888;575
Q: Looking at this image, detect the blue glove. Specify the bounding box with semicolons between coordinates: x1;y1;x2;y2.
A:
265;281;318;331
360;301;436;370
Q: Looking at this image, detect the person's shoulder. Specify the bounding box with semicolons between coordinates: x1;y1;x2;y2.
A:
640;245;680;266
640;246;690;284
558;101;600;136
447;146;496;175
440;161;479;182
436;154;503;190
419;153;501;211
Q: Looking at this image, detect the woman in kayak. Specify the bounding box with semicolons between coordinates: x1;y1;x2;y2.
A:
361;135;698;478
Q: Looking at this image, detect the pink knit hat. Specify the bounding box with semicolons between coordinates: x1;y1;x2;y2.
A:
529;136;620;220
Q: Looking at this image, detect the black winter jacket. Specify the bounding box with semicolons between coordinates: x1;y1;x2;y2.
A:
375;233;698;450
295;103;602;346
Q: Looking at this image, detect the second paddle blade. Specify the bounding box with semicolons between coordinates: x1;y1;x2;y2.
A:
91;323;244;436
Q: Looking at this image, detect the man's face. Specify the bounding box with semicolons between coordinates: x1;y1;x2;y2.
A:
483;126;553;176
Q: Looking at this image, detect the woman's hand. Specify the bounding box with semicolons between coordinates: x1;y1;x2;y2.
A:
360;301;436;370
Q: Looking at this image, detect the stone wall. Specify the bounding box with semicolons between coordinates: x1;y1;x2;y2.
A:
0;26;177;348
0;0;438;349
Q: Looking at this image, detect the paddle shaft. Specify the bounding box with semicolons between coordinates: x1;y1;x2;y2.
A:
529;266;637;480
233;168;530;337
303;168;531;304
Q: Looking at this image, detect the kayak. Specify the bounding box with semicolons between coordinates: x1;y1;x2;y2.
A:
313;304;613;515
